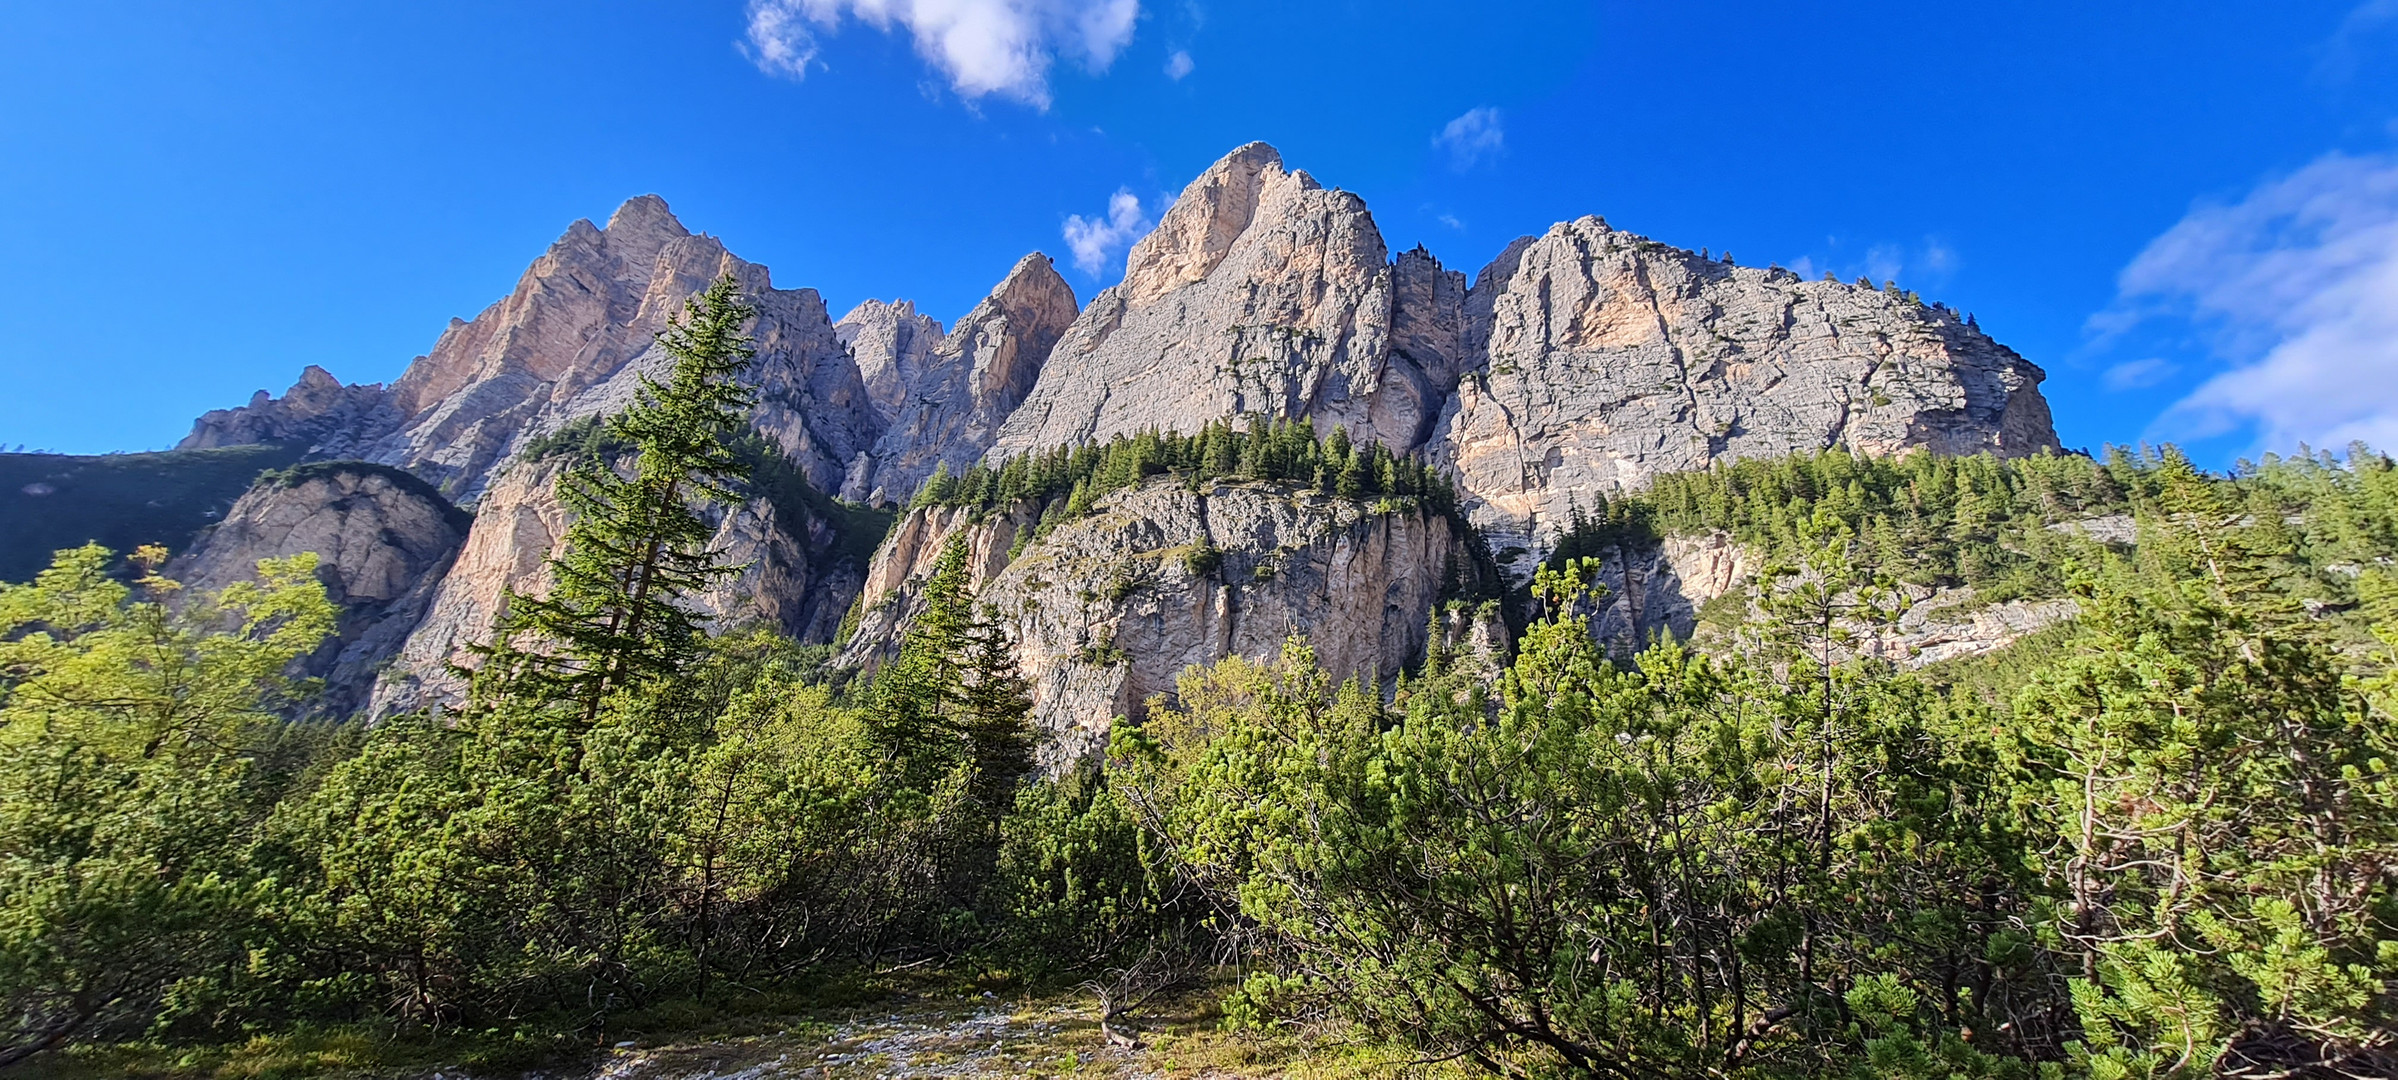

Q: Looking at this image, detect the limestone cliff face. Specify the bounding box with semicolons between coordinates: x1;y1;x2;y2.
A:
836;299;946;424
850;254;1079;504
1574;529;2076;668
841;479;1499;766
989;144;1457;457
196;197;882;506
1433;220;2057;561
367;454;867;716
1578;531;1754;653
167;463;470;716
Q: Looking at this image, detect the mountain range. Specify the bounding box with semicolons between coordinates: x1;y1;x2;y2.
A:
92;142;2061;743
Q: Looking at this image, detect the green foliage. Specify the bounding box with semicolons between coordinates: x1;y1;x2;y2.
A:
985;767;1189;984
0;443;309;584
1119;561;2046;1077
0;544;336;1065
9;438;2398;1078
1549;447;2142;600
1999;462;2398;1076
911;416;1460;528
476;275;763;720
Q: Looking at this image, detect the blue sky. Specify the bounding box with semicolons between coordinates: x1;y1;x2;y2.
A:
3;1;2396;463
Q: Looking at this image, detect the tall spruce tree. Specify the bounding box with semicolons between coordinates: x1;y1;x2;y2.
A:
478;275;760;720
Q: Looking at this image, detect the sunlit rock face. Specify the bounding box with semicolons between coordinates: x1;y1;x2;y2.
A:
1432;218;2055;566
989;143;1461;459
846;253;1079;505
191;196;882;508
984;143;2055;572
167;140;2062;733
839;478;1503;767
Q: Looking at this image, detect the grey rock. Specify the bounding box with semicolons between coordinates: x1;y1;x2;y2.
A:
2048;513;2137;546
1584;531;1754;653
167;464;470;716
367;454;868;717
839;478;1502;767
989;143;1444;457
836;298;946;424
198;197;884;508
851;254;1078;504
1433;219;2057;567
178;365;394;452
982;143;2056;574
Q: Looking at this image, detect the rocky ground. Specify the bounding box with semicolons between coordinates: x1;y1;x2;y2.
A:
29;983;1454;1080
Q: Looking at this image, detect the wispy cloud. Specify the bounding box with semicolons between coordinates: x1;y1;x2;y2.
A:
743;0;1141;108
1164;49;1193;79
2103;152;2398;453
2102;357;2179;392
1434;107;1504;170
1785;237;1960;289
1063;188;1161;276
1864;244;1905;285
2321;0;2398;82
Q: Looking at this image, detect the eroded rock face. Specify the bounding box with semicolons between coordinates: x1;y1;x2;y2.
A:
1433;220;2057;562
836;299;945;424
1574;531;2079;669
168;463;470;716
840;479;1501;767
976;144;2055;576
851;254;1079;504
178;366;393;452
989;143;1455;458
367;455;868;716
164;143;2072;725
1581;531;1754;653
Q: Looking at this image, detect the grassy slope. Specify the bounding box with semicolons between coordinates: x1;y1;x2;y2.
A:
0;443;309;583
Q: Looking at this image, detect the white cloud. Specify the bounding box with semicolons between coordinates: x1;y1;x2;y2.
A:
2102;357;2179;392
1164;48;1193;79
1062;188;1159;276
1863;244;1905;286
743;0;1142;107
744;0;822;76
1434;107;1504;170
2105;152;2398;452
1920;239;1959;276
1437;212;1464;230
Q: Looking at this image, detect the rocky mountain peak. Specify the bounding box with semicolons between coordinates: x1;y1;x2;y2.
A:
989;143;1400;458
837;298;947;423
602;194;691;252
165;143;2066;728
1121;141;1291;305
845;252;1079;504
178;366;390;452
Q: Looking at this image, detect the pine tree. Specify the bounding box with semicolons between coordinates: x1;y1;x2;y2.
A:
477;274;760;722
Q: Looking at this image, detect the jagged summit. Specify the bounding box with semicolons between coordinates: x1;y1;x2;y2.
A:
169;141;2059;720
844;251;1078;504
603;193;689;238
